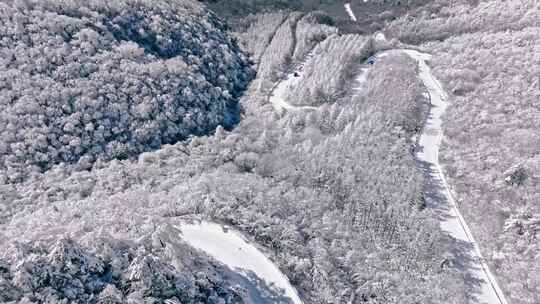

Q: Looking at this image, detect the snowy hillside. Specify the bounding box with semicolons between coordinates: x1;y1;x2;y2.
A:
0;0;253;182
0;0;537;303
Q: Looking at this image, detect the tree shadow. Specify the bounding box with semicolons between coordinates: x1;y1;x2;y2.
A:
216;264;300;304
416;158;452;222
415;158;492;303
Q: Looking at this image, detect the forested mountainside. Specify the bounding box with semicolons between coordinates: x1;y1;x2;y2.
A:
284;34;372;106
387;0;540;303
1;19;465;304
0;235;246;303
0;0;254;302
0;0;253;182
0;1;468;302
0;0;538;303
200;0;437;34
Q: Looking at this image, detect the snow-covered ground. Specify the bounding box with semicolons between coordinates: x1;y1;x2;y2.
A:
178;221;303;304
352;49;389;96
269;53;318;113
344;5;508;304
352;66;369;95
270;47;375;112
344;3;357;22
374;32;386;42
345;0;370;22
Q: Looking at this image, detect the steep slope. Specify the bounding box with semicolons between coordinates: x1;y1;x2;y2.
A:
348;4;510;304
0;0;253;182
0;229;247;303
1;2;500;303
386;0;540;302
1;11;466;303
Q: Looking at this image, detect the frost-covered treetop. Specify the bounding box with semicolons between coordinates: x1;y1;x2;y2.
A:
0;0;254;182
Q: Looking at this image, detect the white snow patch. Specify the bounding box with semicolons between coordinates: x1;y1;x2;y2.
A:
179;221;303;304
375;32;387;42
352;67;369;93
344;3;357;22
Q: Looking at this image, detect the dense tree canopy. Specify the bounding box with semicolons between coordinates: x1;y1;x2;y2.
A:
4;1;526;303
0;0;254;181
386;0;540;302
0;231;245;303
0;19;466;302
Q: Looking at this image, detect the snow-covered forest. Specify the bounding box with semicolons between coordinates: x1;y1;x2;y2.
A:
0;0;253;182
1;0;538;303
386;1;540;302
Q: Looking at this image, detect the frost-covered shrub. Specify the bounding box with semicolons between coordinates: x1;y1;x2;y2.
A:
0;0;254;181
387;0;540;44
0;234;244;303
400;1;540;302
292;12;338;62
233;12;289;65
256;13;302;85
1;45;464;303
285;34;372;106
366;53;425;135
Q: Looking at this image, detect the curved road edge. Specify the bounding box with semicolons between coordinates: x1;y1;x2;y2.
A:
344;4;509;304
404;50;509;304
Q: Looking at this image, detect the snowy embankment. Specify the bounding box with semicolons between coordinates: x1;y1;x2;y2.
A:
179;221;303;304
345;5;508;304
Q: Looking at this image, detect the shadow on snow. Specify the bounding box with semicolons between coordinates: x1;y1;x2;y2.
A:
213;263;298;304
416;157;489;303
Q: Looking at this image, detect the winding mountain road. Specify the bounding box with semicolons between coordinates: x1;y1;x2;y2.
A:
405;49;508;304
179;221;303;304
268;56;318;113
344;3;357;22
178;17;308;304
178;5;508;304
343;3;508;303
